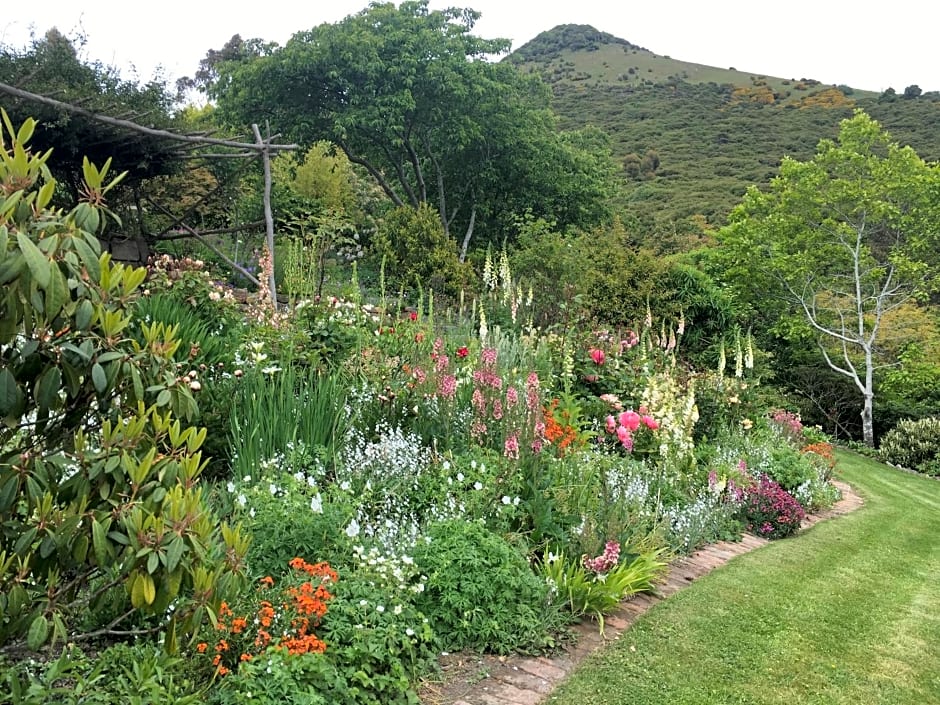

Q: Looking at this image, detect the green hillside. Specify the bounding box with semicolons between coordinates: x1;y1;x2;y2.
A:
509;25;940;240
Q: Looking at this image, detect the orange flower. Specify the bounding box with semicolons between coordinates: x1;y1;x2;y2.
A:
231;617;247;634
240;653;253;662
196;642;208;654
259;576;274;587
217;665;230;676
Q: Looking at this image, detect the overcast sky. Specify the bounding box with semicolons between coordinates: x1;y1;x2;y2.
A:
1;1;936;93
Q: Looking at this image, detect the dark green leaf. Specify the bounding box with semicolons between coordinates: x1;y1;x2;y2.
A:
91;362;107;394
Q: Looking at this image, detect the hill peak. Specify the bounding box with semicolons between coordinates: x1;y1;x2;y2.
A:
509;24;646;63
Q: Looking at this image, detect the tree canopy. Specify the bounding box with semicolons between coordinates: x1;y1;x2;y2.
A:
0;29;183;199
205;1;616;253
717;110;940;445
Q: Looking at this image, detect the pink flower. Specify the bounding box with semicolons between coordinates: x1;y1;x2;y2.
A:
506;386;519;407
435;354;450;373
618;410;641;432
471;389;486;413
439;375;457;398
504;434;519;460
642;415;659;430
605;415;617;434
481;348;498;367
620;331;639;351
589;348;606;365
492;399;504;420
616;426;633;450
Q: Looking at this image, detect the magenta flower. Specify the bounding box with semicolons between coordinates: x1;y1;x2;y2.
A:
589;348;606;365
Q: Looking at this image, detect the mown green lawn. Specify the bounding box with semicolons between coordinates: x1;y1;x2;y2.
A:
549;452;940;705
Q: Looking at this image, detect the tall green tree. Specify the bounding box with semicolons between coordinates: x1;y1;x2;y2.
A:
207;1;614;254
718;110;940;446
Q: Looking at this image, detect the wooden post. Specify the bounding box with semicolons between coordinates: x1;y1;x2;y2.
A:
252;123;277;309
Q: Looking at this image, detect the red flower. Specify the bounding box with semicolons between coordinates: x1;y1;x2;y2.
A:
409;311;418;321
456;346;469;358
589;348;606;365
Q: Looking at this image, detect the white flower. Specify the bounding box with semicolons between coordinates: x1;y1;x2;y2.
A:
242;475;252;483
393;604;403;615
309;493;323;513
236;494;247;508
307;476;317;487
268;483;279;495
340;480;351;492
376;605;385;613
261;365;281;375
293;471;305;483
249;508;256;518
501;495;511;505
442;460;451;471
359;599;368;606
406;627;415;637
513;496;520;506
474;482;483;491
402;555;414;565
226;481;235;493
456;472;464;482
345;519;361;538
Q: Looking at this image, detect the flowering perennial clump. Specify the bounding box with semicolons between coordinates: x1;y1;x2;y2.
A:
196;558;337;676
604;409;660;452
770;409;804;444
740;474;806;539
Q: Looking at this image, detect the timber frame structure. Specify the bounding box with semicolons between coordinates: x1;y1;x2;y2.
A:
0;80;296;305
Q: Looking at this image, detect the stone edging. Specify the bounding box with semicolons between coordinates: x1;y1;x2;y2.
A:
420;480;863;705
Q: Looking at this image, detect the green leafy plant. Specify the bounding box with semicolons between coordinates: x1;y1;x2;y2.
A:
540;545;667;633
229;367;348;481
879;416;940;475
0;112;247;650
4;642;206;705
413;519;561;654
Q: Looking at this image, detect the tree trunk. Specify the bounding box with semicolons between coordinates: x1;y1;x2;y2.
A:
862;345;875;447
861;393;874;447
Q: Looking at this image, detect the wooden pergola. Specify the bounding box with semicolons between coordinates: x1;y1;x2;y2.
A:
0;80;297;305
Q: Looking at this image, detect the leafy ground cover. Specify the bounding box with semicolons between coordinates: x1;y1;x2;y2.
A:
548;451;940;705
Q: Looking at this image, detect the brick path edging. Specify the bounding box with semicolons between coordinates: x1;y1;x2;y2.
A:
422;480;863;705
